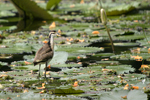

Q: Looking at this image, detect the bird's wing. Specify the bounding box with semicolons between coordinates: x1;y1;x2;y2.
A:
34;44;50;59
34;51;53;64
33;44;53;65
40;47;52;55
33;46;43;62
35;46;43;54
40;50;53;62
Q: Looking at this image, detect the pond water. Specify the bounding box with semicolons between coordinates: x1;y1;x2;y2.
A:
0;0;150;100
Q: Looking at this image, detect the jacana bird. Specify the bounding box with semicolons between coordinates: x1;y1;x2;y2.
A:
33;31;58;78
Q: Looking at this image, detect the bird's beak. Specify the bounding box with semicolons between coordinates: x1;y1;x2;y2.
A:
56;33;61;37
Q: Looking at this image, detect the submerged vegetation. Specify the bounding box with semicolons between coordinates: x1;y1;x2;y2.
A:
0;0;150;99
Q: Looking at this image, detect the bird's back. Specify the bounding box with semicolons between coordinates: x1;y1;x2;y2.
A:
33;43;54;66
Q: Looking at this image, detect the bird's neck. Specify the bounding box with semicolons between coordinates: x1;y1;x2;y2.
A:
48;34;54;51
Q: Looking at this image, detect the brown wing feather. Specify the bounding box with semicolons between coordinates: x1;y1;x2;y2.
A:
33;43;53;66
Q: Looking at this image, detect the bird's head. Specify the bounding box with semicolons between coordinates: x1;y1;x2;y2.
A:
49;30;60;37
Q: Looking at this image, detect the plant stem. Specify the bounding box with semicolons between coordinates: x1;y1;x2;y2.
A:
105;25;115;53
97;0;102;23
98;0;102;9
143;29;150;46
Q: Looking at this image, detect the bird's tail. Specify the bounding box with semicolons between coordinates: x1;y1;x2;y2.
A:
33;62;38;66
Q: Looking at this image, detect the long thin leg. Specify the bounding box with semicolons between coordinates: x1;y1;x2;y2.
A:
39;64;41;77
45;62;47;78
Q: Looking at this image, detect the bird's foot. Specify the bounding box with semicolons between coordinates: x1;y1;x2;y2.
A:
47;65;51;69
44;75;46;79
37;73;41;79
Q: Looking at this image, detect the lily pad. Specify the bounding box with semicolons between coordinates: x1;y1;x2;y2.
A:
0;91;85;100
111;53;150;61
50;51;68;65
93;53;114;57
56;46;103;56
127;90;147;100
0;43;32;54
99;89;128;100
54;85;84;94
0;62;7;66
52;63;82;68
106;65;135;74
114;42;139;46
124;74;146;81
106;2;140;15
99;89;147;100
0;10;15;17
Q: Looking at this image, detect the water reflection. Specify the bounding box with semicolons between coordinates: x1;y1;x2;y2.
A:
0;16;63;32
13;19;47;32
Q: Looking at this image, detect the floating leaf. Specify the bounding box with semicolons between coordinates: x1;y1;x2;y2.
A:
124;74;146;81
106;65;135;74
50;51;68;65
56;46;103;56
99;89;128;100
0;91;85;100
106;2;140;15
46;0;62;10
71;74;91;80
54;85;84;94
23;55;35;62
127;90;147;100
10;0;52;19
111;53;150;61
0;43;32;54
93;53;114;57
62;66;102;75
0;62;7;66
52;63;82;68
114;42;139;46
0;10;15;17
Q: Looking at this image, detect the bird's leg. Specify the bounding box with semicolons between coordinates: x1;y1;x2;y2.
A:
45;62;47;78
38;64;41;78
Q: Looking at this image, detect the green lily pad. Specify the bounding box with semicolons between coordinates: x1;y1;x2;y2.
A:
62;66;102;75
0;3;16;11
127;90;147;100
111;53;150;61
124;74;146;81
0;26;17;31
23;55;35;62
0;43;32;54
56;46;103;56
137;37;150;47
0;62;7;66
50;51;68;65
114;42;139;46
0;62;8;70
52;63;82;68
99;89;129;100
114;34;146;41
99;89;147;100
0;91;86;100
106;65;135;74
106;2;140;15
0;19;8;22
71;74;91;80
0;10;15;17
96;61;119;64
54;85;84;94
93;53;114;57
